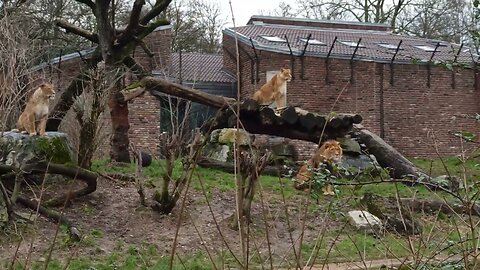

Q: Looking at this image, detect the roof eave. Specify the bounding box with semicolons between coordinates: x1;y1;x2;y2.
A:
222;28;475;67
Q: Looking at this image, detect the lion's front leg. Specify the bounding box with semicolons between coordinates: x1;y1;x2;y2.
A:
36;116;48;136
23;114;37;136
274;92;286;110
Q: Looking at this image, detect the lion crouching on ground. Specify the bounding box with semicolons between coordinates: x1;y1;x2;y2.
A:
15;83;55;136
295;140;343;195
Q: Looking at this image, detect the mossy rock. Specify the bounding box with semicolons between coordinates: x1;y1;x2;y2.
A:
338;137;362;155
0;131;75;166
217;128;252;146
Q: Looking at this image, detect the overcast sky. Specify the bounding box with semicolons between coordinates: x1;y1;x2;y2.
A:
219;0;297;27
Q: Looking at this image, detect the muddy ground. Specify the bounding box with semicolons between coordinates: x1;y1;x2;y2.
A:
0;175;338;267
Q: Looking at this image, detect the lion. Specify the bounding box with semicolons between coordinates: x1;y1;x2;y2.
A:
15;83;55;136
294;140;343;196
252;68;292;110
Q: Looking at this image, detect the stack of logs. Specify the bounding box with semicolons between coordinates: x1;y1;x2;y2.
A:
207;99;363;143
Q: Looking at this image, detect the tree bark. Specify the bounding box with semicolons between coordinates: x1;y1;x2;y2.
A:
352;124;425;179
208;100;362;144
108;94;131;162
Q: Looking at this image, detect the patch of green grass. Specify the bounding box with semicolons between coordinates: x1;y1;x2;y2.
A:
90;228;104;238
412;157;480;179
300;229;411;263
7;245;215;270
350;182;433;198
91;159;296;197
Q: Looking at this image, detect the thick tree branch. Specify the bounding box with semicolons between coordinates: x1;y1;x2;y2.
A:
123;55;150;78
115;75;230;107
47;49;103;131
56;19;99;43
116;0;145;46
137;38;155;57
140;0;172;25
74;0;95;10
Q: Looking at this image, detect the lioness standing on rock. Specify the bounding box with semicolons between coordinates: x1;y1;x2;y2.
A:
252;67;292;110
16;83;55;136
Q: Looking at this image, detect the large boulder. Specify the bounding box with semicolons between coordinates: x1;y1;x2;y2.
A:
0;131;75;166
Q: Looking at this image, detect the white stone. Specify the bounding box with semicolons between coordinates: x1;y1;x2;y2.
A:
348;210;382;233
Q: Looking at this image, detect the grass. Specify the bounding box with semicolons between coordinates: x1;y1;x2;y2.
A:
7;247;213;270
4;156;479;269
91;159;298;198
412;156;480;179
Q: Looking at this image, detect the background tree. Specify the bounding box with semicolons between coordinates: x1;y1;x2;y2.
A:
164;0;226;53
396;0;475;44
273;0;410;29
270;0;479;47
45;0;172;162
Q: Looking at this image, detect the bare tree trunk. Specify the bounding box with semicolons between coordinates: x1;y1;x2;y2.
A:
108;93;131;162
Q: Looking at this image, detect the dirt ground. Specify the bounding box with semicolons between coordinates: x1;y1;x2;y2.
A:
0;176;336;267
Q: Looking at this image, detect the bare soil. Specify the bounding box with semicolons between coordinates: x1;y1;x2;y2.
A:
0;176;337;266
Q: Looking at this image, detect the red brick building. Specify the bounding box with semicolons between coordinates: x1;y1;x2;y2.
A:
36;15;480;159
222;15;480;158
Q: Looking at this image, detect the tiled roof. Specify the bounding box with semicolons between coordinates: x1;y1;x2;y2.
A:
224;19;478;65
169;52;236;83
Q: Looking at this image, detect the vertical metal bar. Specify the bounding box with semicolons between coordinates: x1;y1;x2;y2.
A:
451;43;463;89
325;36;337;84
350;38;362;84
427;42;441;88
379;64;385;139
390;40;402;85
284;34;295;80
238;44;255;84
250;38;260;83
57;50;63;82
300;34;311;80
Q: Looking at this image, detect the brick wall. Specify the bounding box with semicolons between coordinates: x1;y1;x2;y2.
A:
223;34;480;159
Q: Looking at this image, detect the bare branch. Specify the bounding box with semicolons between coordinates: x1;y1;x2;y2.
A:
136;37;155;57
140;0;172;25
116;0;146;46
123;55;150;78
56;19;99;43
73;0;96;10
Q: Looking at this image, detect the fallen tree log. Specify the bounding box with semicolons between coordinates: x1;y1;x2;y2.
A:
400;198;480;217
207;99;363;144
118;76;236;108
351;124;426;179
15;195;81;241
0;161;97;207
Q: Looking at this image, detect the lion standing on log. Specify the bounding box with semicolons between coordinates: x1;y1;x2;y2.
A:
15;83;55;136
252;68;292;110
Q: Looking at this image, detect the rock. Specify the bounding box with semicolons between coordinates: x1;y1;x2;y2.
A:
201;144;231;163
347;210;383;234
270;143;295;157
218;128;251;146
210;129;221;144
14;210;37;222
429;175;460;192
340;153;383;177
0;131;75;166
338;137;362;155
